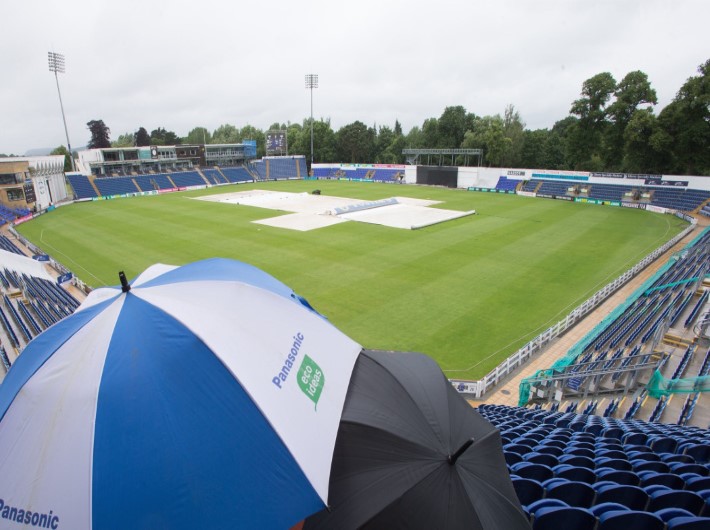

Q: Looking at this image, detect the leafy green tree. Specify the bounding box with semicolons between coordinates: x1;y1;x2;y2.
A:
184;127;211;145
150;127;180;145
501;104;525;167
336;121;375;163
312;119;337;162
657;59;710;175
87;119;111;149
286;122;305;156
374;125;395;163
404;126;424;149
421;118;439;148
211;124;239;144
438;105;470;148
623;109;662;173
604;70;657;169
50;145;73;172
112;132;134;148
568;72;616;168
519;129;548;169
462;115;510;166
134;127;151;146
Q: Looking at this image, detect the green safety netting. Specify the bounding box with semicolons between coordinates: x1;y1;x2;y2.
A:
518;225;709;407
646;369;710;398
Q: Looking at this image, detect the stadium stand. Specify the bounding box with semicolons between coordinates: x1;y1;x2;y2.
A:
0;204;31;225
479;403;710;526
0;236;24;255
496;176;522;192
66;174;99;199
220;167;253;183
521;227;710;413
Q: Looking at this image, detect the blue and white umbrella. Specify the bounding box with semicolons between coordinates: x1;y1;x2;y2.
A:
0;258;362;530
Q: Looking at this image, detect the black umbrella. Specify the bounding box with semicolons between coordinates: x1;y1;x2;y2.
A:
305;350;530;530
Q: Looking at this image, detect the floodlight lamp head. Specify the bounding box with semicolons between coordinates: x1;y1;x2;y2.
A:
305;74;318;89
48;51;65;74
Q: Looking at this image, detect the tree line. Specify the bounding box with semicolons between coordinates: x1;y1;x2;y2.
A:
56;58;710;175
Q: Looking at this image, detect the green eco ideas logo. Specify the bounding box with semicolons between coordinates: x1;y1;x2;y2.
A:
298;355;325;409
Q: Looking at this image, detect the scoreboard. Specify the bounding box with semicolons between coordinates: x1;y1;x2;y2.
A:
266;130;287;155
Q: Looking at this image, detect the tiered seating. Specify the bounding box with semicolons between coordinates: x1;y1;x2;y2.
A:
66;174;98;199
201;169;225;185
479;404;710;528
650;188;710;212
371;168;401;182
0;236;24;255
312;167;339;178
133;174;175;192
0;345;11;372
557;229;710;398
94;177;140;196
168;171;205;188
522;180;538;192
220;167;253;183
268;158;301;179
496;176;521;192
252;160;267;179
535;180;570;197
588;184;633;202
0;204;30;222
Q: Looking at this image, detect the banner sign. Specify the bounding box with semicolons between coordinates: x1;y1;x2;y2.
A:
574;198;620;207
646;205;668;214
537;194;573;201
57;272;73;284
467;187;514;194
591;172;662;180
644;178;688;187
450;380;479;394
532;171;589;182
33;254;50;262
621;202;647;210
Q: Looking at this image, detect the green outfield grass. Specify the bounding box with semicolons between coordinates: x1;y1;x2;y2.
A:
16;181;688;379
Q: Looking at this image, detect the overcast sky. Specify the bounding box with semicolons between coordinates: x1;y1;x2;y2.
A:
1;0;708;155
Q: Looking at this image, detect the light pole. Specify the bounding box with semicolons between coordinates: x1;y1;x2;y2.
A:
48;51;76;172
305;74;318;170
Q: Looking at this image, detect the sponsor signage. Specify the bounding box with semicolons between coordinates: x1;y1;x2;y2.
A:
644;178;688;187
57;273;73;284
467;187;514;194
32;254;50;262
507;170;526;177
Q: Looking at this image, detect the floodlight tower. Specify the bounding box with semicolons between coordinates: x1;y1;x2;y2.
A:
305;74;318;169
48;51;76;172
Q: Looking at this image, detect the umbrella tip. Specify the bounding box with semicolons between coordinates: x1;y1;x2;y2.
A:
448;437;475;466
118;271;131;293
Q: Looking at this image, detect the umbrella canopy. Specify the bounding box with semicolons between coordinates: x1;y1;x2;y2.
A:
0;258;362;530
304;350;530;530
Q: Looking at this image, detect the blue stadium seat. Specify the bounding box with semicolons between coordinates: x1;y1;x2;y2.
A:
532;506;596;530
667;516;710;529
590;502;629;517
553;464;596;485
597;510;665;530
545;480;596;508
655;508;696;522
511;462;554;482
594;484;649;511
647;489;705;515
511;477;545;507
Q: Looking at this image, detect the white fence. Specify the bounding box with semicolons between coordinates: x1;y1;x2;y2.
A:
451;214;698;398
